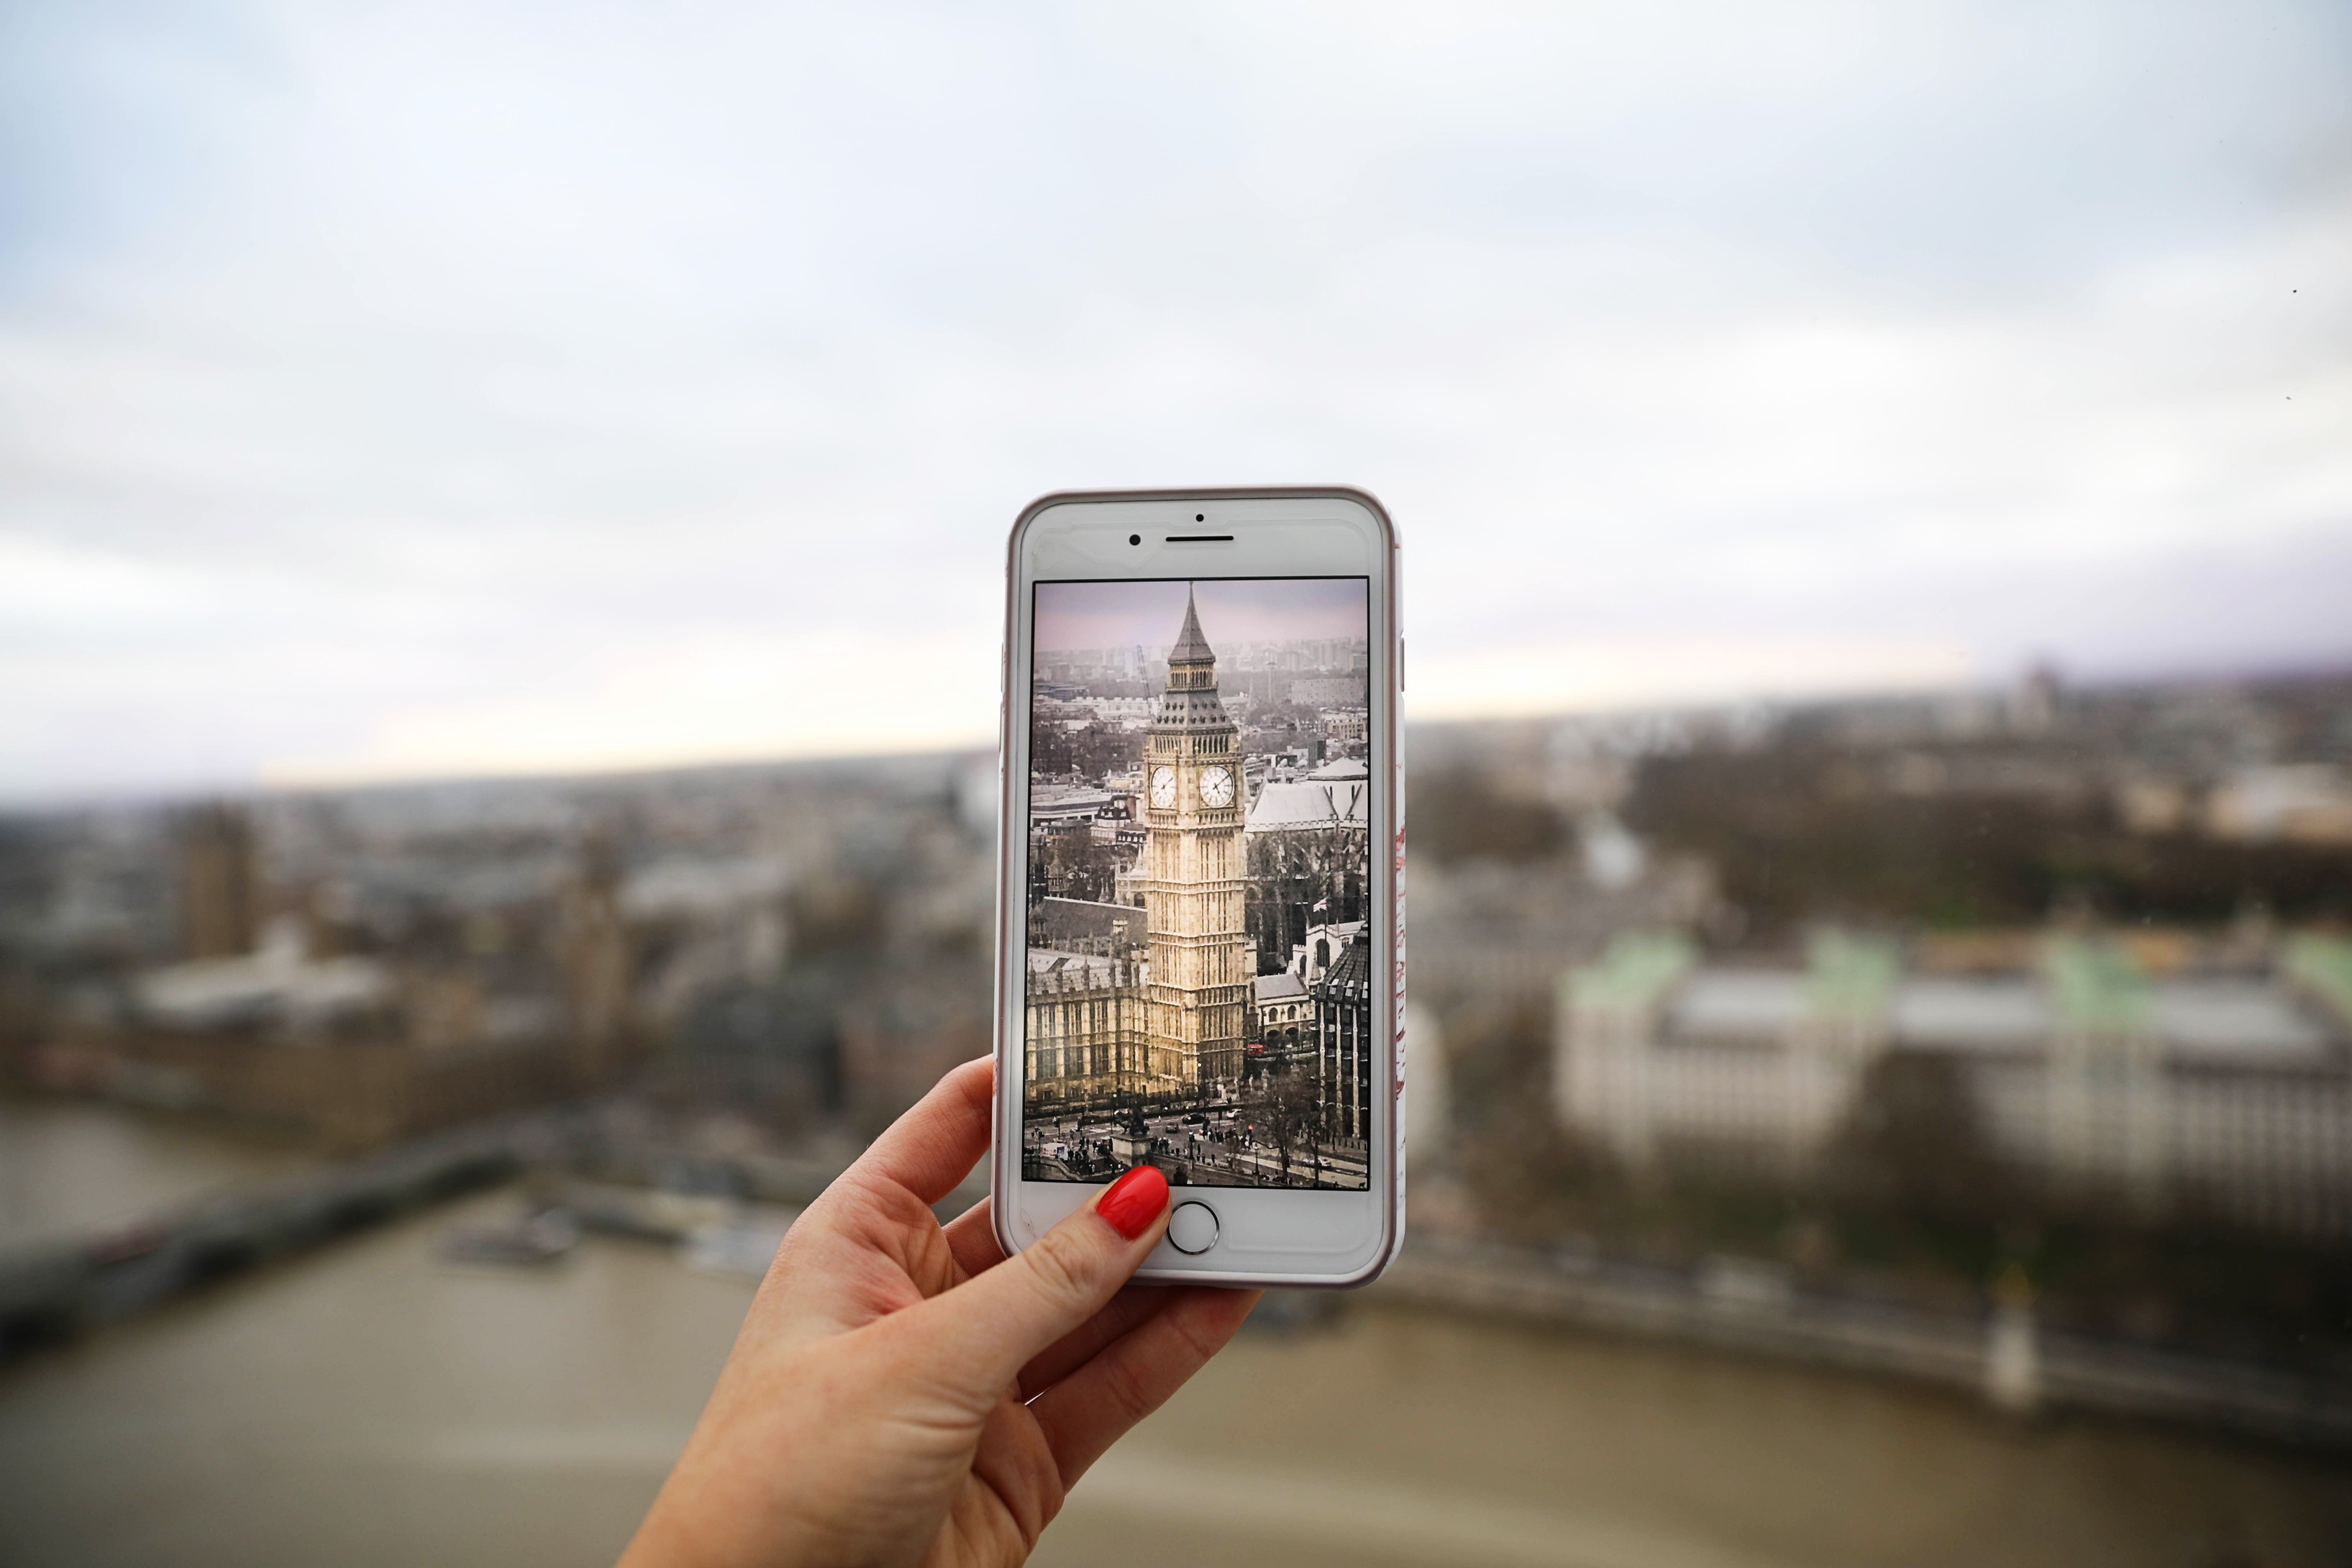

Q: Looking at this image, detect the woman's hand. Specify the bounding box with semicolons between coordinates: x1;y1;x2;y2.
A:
620;1057;1260;1568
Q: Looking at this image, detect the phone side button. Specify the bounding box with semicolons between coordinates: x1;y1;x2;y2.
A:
1166;1201;1219;1255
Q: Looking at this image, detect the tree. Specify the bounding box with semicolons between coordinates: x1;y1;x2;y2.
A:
1825;1052;2014;1228
1035;832;1130;904
1254;1067;1326;1187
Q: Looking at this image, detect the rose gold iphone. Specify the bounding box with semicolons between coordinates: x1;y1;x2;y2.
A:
991;488;1403;1287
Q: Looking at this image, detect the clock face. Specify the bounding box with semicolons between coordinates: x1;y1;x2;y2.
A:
1200;765;1235;808
1149;765;1177;808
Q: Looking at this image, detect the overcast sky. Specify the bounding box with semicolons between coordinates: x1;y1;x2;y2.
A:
3;1;2348;801
1037;578;1367;655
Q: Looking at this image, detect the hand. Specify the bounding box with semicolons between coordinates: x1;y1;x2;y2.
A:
620;1058;1260;1568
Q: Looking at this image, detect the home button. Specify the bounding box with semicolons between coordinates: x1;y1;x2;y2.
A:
1166;1201;1219;1255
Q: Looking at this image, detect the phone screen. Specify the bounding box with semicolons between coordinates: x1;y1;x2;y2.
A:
1021;575;1374;1191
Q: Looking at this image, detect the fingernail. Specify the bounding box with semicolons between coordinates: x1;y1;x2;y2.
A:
1096;1164;1170;1241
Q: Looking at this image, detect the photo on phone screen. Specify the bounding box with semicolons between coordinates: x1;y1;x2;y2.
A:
1021;575;1373;1191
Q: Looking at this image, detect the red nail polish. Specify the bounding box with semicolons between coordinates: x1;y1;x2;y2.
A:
1096;1164;1170;1241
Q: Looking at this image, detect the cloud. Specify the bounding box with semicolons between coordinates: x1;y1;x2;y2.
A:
0;1;2346;801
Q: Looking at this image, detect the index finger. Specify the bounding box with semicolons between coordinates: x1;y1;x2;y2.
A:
847;1056;996;1204
1031;1286;1260;1486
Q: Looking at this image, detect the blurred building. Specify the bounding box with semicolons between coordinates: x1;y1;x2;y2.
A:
2;755;999;1146
1556;931;2352;1236
134;917;394;1039
2206;764;2352;845
1409;853;1715;1014
837;955;992;1132
560;829;632;1085
177;803;259;959
96;911;570;1147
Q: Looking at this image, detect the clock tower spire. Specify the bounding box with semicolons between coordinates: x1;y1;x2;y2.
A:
1141;585;1252;1098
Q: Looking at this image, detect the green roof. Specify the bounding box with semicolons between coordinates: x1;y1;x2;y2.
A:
1565;931;1696;1011
2042;936;2150;1035
2284;934;2352;1028
1803;931;1899;1021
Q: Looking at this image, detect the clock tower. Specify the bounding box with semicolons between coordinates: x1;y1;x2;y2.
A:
1141;586;1252;1097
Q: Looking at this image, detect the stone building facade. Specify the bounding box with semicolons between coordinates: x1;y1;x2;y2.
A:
1317;931;1375;1151
1138;588;1254;1097
1025;589;1257;1112
1554;931;2352;1237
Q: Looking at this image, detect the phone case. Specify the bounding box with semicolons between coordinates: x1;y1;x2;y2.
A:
990;487;1405;1287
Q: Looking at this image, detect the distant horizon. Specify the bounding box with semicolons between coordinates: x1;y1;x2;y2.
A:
10;654;2351;814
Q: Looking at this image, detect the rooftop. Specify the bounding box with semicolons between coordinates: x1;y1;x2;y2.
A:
1030;785;1113;816
135;950;393;1032
1031;897;1144;946
2148;981;2335;1065
1666;972;1805;1038
1246;778;1369;832
2287;934;2352;1028
1168;587;1216;665
1805;931;1899;1020
1255;971;1310;1003
1321;934;1372;993
1612;949;2346;1070
1892;978;2050;1052
1024;949;1132;989
2043;937;2152;1034
1567;931;1698;1011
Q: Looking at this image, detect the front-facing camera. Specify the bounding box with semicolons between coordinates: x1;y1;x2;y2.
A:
1129;534;1141;545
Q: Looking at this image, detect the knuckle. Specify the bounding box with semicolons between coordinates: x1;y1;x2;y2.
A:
1022;1224;1105;1308
1162;1307;1222;1366
1098;1349;1158;1426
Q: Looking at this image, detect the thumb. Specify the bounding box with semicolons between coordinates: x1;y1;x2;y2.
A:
900;1164;1172;1405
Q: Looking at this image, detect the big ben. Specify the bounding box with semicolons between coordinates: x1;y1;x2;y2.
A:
1141;586;1253;1097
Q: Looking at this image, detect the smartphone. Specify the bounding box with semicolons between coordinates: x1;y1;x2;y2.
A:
991;488;1404;1287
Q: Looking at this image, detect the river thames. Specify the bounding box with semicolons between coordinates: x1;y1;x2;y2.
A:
1;1105;2347;1567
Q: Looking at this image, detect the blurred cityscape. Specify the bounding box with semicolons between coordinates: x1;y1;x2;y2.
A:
5;665;2352;1562
1416;667;2352;1367
0;752;998;1157
4;665;2348;1348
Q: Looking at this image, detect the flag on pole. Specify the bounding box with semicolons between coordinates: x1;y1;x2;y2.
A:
1311;896;1329;914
